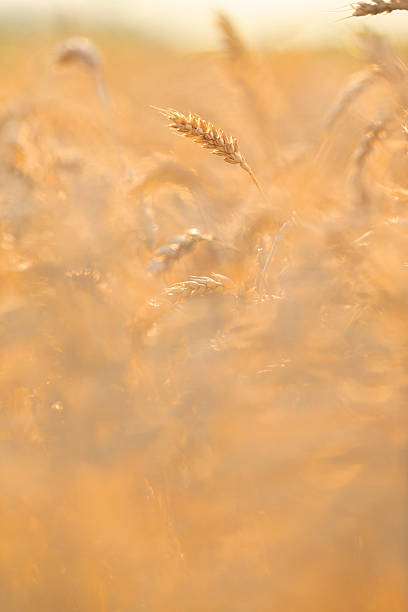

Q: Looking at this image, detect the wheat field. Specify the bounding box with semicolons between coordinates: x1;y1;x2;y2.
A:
0;10;407;612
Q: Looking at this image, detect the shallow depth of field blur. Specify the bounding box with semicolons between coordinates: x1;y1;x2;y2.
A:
1;5;408;612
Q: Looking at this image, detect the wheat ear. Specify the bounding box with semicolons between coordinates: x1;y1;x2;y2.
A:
351;0;408;16
349;115;389;209
153;107;266;199
215;12;279;162
325;68;379;131
352;116;388;170
215;11;247;60
161;273;235;302
147;228;214;275
54;37;126;173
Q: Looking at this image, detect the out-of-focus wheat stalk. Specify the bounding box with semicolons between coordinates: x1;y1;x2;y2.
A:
349;115;389;209
352;117;388;169
316;67;380;161
147;228;214;275
351;0;408;16
54;37;126;174
359;31;408;108
325;68;379;132
153;106;266;199
215;11;278;161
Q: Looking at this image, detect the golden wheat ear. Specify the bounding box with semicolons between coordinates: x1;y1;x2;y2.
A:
152;106;267;200
351;0;408;17
161;273;236;302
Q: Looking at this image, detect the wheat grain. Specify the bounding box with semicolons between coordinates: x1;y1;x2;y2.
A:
215;11;278;162
259;220;292;292
153;107;265;197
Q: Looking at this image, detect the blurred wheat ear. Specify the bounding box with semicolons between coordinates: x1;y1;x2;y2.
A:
152;106;267;200
349;114;389;210
54;37;126;174
324;68;379;132
215;11;248;60
147;228;215;276
54;37;102;68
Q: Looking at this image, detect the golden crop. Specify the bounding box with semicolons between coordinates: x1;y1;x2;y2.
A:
0;13;406;611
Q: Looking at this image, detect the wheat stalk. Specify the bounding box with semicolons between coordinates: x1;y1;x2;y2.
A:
352;117;388;169
259;220;292;292
351;0;408;16
153;107;266;199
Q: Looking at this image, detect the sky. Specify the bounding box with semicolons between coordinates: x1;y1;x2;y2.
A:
1;0;408;48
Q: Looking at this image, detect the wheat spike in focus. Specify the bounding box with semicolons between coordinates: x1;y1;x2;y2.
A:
153;107;265;197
